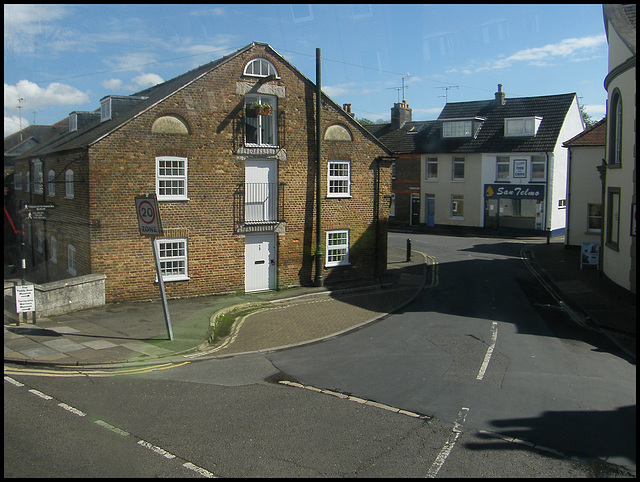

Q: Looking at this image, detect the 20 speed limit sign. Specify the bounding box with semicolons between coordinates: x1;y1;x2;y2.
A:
135;195;163;236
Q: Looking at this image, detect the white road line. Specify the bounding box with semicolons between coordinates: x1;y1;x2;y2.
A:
4;376;25;387
95;420;130;436
58;403;86;417
137;439;176;459
183;462;217;478
476;321;498;380
426;407;469;478
28;388;53;400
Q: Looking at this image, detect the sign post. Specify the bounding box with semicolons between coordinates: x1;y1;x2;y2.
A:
135;195;173;340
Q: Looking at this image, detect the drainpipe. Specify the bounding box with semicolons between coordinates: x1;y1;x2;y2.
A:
314;48;323;287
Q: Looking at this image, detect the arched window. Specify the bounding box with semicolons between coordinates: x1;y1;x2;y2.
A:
244;58;278;78
609;90;622;166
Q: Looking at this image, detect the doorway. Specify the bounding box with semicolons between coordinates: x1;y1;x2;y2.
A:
245;233;277;292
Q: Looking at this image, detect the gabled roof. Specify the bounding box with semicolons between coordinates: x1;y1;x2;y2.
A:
367;92;580;155
15;41;391;160
563;118;607;147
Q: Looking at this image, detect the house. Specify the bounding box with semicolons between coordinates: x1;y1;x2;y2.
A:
364;101;423;227
601;4;636;293
368;85;585;235
9;42;393;303
563;118;606;248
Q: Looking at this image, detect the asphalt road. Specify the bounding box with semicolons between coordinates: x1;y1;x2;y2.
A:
4;233;635;477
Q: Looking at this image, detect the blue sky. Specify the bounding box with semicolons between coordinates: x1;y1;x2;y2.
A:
4;4;609;137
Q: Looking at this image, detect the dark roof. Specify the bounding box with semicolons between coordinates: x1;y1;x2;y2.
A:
563;118;607;147
367;93;579;155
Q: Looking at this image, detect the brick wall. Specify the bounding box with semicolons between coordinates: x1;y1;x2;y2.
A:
13;44;391;302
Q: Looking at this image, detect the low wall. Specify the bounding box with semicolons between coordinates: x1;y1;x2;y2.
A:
4;274;106;319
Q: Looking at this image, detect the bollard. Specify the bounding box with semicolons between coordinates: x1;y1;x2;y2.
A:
406;238;412;262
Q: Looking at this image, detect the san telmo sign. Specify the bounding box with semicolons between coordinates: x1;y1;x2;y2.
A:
485;184;545;200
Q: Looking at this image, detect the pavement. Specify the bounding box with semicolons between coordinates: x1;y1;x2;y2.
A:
4;234;636;369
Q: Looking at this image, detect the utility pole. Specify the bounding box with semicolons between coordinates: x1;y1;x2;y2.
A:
17;97;24;141
314;48;323;287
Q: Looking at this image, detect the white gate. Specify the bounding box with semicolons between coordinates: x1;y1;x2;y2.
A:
245;233;276;292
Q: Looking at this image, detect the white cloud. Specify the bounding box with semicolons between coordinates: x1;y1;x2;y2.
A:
475;34;607;72
131;73;164;89
5;80;90;108
4;4;70;54
4;115;27;137
102;78;123;90
584;104;606;118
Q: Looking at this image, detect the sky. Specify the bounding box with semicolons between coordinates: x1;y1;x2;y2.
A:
4;4;610;137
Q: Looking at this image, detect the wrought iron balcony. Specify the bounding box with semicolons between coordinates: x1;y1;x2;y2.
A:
234;182;286;232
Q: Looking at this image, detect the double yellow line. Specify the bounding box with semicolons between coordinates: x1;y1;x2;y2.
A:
4;361;190;378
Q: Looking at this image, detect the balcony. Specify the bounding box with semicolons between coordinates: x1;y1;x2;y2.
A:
234;182;286;233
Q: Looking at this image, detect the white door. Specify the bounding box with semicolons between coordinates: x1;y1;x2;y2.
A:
245;160;276;223
245;233;276;292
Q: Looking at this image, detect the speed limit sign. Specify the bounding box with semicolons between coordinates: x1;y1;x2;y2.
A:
135;195;163;236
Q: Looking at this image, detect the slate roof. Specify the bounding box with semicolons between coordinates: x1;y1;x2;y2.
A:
563;118;606;147
366;92;580;155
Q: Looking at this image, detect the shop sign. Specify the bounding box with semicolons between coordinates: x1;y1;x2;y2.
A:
485;184;545;200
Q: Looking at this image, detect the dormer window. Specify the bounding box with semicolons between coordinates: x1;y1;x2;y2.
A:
69;113;78;132
443;120;472;138
442;117;485;138
100;97;112;122
244;58;279;78
505;116;542;137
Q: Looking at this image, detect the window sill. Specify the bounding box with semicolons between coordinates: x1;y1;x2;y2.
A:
327;194;352;199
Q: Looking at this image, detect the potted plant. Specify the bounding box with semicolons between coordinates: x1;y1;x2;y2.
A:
249;101;272;116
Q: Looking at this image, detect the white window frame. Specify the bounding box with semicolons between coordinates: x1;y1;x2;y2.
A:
69;113;78;132
65;169;74;199
426;157;438;181
156;156;188;201
245;94;278;147
243;58;279;78
451;194;464;219
531;155;546;181
100;97;111;122
505;117;542;137
48;170;56;197
327;160;351;198
452;157;465;181
67;244;76;276
587;203;602;233
157;238;189;281
326;230;350;267
496;156;510;180
443;120;472;138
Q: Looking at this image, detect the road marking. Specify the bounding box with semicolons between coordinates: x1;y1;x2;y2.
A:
95;420;130;436
183;462;217;478
426;407;469;478
28;388;53;400
4;375;24;387
137;439;176;459
476;321;498;380
58;403;86;417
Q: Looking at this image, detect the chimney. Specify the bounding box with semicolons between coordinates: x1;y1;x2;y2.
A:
343;103;355;118
391;99;412;130
495;84;505;106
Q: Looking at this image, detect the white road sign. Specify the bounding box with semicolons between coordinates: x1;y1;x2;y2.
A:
15;284;35;313
135;195;163;236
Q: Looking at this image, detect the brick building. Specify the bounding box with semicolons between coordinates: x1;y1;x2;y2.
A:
11;42;393;302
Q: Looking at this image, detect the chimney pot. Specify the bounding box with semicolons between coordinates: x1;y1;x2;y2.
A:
495;84;505;106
